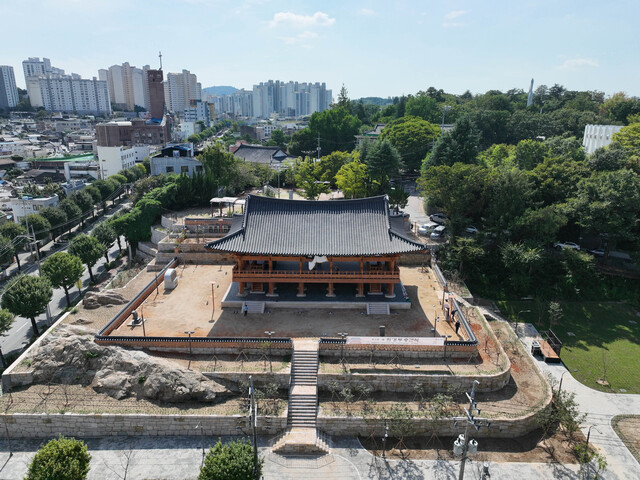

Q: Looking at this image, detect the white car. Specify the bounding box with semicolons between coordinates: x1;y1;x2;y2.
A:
465;226;479;235
418;221;439;235
554;241;580;250
430;225;446;240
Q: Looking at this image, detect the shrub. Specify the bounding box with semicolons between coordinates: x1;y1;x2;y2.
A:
26;436;91;480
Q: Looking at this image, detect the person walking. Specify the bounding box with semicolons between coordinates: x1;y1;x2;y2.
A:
455;320;461;335
243;304;248;317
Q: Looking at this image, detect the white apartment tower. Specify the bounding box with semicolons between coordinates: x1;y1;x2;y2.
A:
164;70;201;114
0;66;19;110
99;62;149;111
22;57;111;115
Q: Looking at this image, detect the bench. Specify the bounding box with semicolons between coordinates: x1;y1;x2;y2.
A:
538;339;561;363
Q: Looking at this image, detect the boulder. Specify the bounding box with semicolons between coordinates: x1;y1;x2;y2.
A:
27;325;228;403
83;291;128;310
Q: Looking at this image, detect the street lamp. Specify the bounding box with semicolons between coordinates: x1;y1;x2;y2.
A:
558;369;578;396
210;281;216;315
264;331;275;373
338;332;348;373
184;330;195;369
514;309;531;337
195;422;205;466
586;425;602;451
442;335;453;360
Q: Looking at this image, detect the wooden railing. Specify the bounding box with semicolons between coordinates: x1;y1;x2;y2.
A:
232;266;400;283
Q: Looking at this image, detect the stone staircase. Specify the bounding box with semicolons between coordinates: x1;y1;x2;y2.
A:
272;339;329;455
367;302;390;315
243;301;265;314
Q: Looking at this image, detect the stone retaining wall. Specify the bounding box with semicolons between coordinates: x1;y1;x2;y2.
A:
319;342;478;360
150;227;167;245
0;413;286;439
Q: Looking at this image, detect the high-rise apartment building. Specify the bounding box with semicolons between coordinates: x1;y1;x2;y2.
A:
164;70;201;114
183;100;211;126
99;62;149;111
22;57;111;115
212;80;331;119
0;66;19;110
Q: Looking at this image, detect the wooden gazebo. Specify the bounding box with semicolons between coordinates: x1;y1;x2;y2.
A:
205;195;426;298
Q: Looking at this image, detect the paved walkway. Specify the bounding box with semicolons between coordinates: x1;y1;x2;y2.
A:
471;301;640;480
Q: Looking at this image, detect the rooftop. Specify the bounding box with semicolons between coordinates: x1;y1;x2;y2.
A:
205;194;426;257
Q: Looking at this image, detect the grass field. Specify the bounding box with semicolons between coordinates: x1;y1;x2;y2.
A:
497;300;640;394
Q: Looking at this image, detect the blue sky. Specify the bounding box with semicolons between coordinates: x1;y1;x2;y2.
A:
2;0;638;99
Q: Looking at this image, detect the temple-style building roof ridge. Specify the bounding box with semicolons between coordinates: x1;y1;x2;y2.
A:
205;194;426;257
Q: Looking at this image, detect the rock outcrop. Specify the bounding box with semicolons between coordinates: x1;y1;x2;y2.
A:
82;291;128;309
27;325;227;403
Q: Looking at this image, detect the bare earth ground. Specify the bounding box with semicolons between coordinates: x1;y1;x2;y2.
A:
108;265;462;341
613;416;640;463
360;429;581;464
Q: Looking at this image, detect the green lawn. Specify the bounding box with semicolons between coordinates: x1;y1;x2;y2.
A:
497;300;640;394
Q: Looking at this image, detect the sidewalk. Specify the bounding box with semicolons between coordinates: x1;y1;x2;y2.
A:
470;301;640;480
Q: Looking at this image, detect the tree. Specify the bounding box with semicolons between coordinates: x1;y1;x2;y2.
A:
405;93;438;122
69;190;94;226
570;169;640;242
0;222;27;271
0;235;15;268
21;214;51;242
361;139;403;192
335;158;369;199
69;234;105;283
1;274;52;336
39;206;67;242
42;252;84;307
269;129;287;148
26;435;91;480
588;142;628;171
514;139;548;170
600;92;640;124
380;116;440;172
0;309;15;339
485;168;535;233
427;115;481;166
306;106;362;154
336;84;351;110
612;120;640;154
92;222;117;264
387;186;409;211
58;198;82;233
294;157;329;200
198;438;262;480
317;151;351;186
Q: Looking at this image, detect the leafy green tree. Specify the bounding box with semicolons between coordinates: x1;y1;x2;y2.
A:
478;144;516;169
26;435;91;480
287;128;317;157
514;139;548;170
0;235;15;267
570;169;640;242
600;92;640;124
39;206;67;242
198;439;262;480
530;157;590;206
269;129;287;148
335;158;369;199
42;252;84;307
544;136;586;163
361;139;403;192
500;242;543;293
427;115;481;166
21;214;51;242
83;185;102;204
1;274;52;336
336;84;351;110
69;190;94;226
405;93;438;122
612;120;640;154
92;222;117;264
317;151;351;186
0;222;27;271
198;145;239;195
447;237;484;279
485;168;535;233
58;198;82;233
291;107;362;155
294;158;329;200
513;206;567;244
0;309;15;340
588;142;628;171
419;163;488;224
69;234;105;283
387;186;409;211
380;116;440;171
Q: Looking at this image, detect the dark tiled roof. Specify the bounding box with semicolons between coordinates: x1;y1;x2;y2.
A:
205;195;426;256
232;145;290;165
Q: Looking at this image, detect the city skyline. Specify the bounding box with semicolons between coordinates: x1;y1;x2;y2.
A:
1;0;638;99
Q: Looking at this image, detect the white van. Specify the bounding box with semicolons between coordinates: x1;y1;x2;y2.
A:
430;225;446;240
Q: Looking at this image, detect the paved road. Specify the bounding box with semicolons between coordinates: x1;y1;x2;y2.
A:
0;435;590;480
0;205;127;357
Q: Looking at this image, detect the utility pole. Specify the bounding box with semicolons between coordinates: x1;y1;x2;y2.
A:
455;380;491;480
316;134;321;160
249;375;259;480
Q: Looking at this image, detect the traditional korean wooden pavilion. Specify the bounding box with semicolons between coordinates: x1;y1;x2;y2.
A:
205;195;426;299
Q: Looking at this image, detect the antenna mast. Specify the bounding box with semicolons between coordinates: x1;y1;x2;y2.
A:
158;51;163;70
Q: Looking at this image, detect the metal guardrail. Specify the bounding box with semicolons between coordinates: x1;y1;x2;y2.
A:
451;297;477;346
96;335;292;344
432;262;448;289
319;338;346;345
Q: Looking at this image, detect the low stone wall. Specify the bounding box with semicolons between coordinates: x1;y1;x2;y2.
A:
319;342;478;360
317;404;548;438
150;227;167;245
1;413;286;439
204;372;291;390
398;252;431;266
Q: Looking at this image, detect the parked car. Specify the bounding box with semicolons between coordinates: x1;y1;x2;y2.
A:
588;248;605;257
418;221;439;235
465;226;479;235
553;241;580;250
430;225;446;240
430;213;448;225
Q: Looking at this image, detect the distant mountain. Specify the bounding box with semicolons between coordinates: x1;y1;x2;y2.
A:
354;97;394;106
202;86;239;96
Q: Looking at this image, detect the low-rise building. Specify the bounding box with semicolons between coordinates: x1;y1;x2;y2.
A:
583;124;623;154
232;144;291;170
96;145;150;178
10;194;59;222
150;143;202;177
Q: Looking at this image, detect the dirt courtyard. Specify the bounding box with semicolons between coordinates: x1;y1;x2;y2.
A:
111;264;464;340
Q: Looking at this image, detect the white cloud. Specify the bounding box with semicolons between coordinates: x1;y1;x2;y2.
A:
279;31;319;47
444;10;469;20
557;57;599;70
442;22;465;28
269;11;336;29
359;8;376;16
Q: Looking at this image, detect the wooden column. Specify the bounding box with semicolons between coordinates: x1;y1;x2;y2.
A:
356;283;365;297
360;259;364;274
267;282;277;297
385;283;396;298
297;282;306;297
327;282;335;297
238;282;246;296
299;258;303;274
